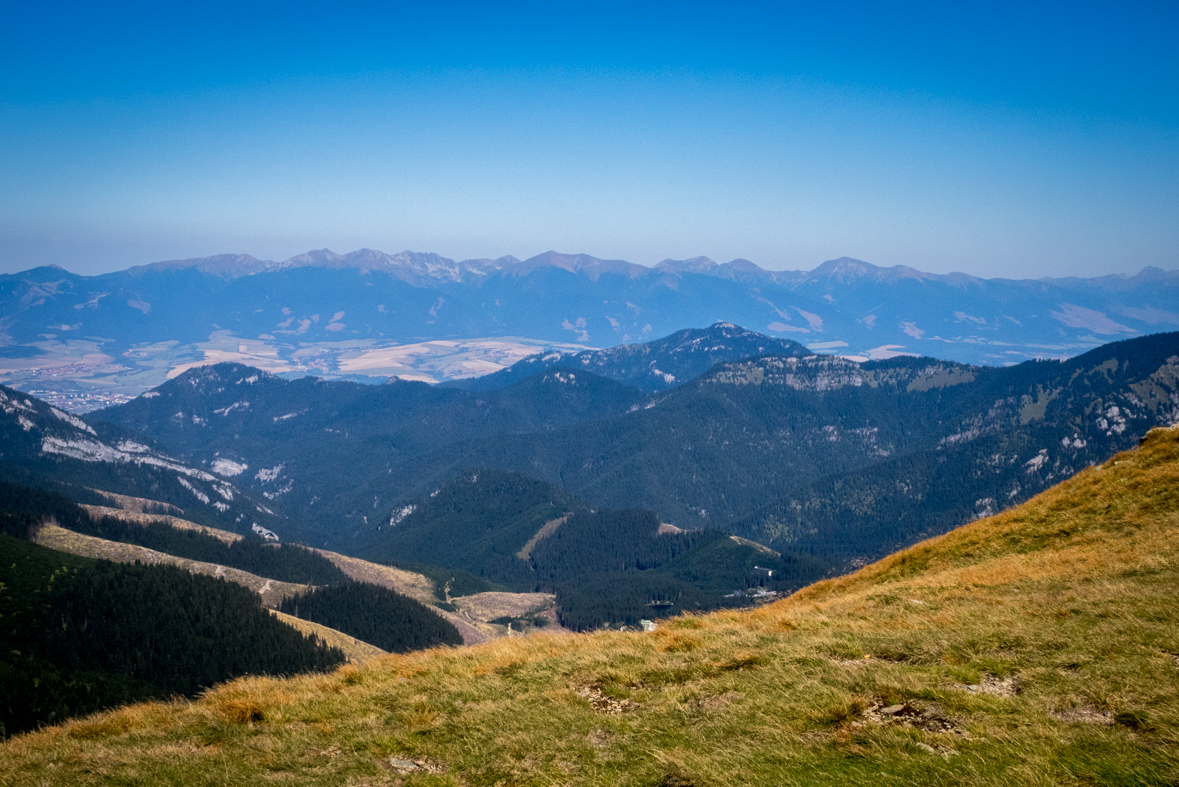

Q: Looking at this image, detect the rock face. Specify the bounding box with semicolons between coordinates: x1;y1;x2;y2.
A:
0;382;284;538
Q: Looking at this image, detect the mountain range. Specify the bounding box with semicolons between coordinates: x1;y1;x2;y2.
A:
3;248;1179;409
79;324;1179;571
3;309;1179;757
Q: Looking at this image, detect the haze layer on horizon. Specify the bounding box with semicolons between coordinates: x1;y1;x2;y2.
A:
2;1;1176;279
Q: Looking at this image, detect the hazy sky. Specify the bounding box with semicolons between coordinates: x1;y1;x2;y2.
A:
1;1;1176;277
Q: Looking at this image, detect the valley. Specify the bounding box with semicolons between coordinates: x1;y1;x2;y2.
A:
84;326;1179;568
3;417;1177;784
2;316;1178;759
6;6;1176;782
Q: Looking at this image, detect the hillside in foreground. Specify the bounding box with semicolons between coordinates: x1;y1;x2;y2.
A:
3;428;1179;785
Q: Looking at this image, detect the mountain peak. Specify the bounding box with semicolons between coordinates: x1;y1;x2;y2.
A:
724;258;767;273
655;257;719;274
807;257;943;284
128;253;273;279
809;257;881;279
517;251;648;280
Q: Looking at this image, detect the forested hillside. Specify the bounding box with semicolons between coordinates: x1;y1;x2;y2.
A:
90;329;1179;569
0;480;489;736
364;471;829;629
0;383;295;541
278;583;462;652
534;510;829;630
362;470;579;588
0;532;344;738
63;509;349;585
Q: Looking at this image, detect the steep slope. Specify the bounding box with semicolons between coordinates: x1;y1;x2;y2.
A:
0;383;294;539
729;332;1179;564
4;426;1178;784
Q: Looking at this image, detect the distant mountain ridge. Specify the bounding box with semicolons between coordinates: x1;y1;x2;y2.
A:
4;247;1179;407
119;248;1179;290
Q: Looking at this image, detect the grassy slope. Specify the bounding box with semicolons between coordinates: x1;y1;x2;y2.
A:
268;610;386;664
3;428;1179;786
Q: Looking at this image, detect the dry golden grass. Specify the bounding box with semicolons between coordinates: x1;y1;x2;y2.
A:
269;610;387;663
313;549;438;603
5;427;1179;785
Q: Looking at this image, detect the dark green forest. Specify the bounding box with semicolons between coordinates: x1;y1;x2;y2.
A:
65;511;349;585
0;479;348;585
362;473;830;630
278;582;463;652
533;510;829;630
0;534;344;738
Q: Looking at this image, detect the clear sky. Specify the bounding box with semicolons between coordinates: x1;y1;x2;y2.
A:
1;1;1176;278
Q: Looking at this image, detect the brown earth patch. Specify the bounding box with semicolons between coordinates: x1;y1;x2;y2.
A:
693;691;744;711
382;756;445;775
576;685;634;715
452;591;556;623
956;673;1021;697
1050;704;1114;725
859;700;964;735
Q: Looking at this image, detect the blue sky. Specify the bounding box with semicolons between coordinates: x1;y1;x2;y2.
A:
1;1;1176;277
